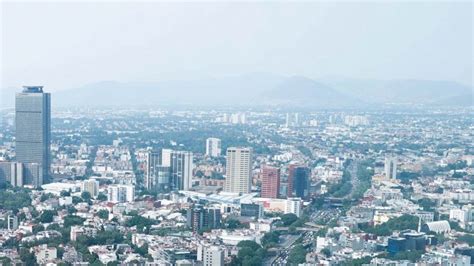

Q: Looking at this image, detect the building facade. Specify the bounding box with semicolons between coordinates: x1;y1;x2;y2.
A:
261;165;280;198
170;150;193;191
206;138;222;157
224;147;252;194
385;156;397;179
15;86;51;184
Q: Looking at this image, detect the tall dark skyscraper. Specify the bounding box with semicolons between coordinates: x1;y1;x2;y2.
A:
291;166;310;199
15;86;51;184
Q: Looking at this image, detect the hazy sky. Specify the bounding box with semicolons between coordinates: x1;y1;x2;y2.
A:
1;1;472;91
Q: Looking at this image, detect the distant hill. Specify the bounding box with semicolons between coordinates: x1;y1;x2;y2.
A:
259;76;359;108
319;77;472;105
2;74;472;108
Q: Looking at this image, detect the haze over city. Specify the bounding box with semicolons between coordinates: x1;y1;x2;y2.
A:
0;1;473;266
1;1;472;107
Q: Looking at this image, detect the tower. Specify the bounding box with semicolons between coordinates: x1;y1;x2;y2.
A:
15;86;51;184
224;147;252;194
261;165;280;198
385;156;397;179
169;150;193;191
206;138;222;157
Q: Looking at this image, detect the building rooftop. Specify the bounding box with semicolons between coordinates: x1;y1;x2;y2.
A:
22;86;44;93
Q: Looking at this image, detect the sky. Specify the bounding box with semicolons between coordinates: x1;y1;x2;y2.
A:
1;1;472;91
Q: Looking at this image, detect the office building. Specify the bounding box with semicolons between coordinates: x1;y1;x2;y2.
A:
187;205;221;233
285;113;299;128
15;86;51;184
206;138;222;157
108;184;135;203
285;198;303;217
170;151;193;191
385;156;397;179
0;161;42;188
23;162;43;188
261;165;280;198
0;162;12;186
198;244;225;266
161;149;172;167
224;147;252;194
287;164;296;198
240;203;263;218
289;166;310;198
82;179;99;198
7;215;19;230
145;151;171;192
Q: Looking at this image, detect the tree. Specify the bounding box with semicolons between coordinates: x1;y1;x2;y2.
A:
64;215;85;227
97;210;109;220
321;247;331;257
97;193;108;201
281;213;298;226
81;191;92;201
19;248;36;265
288;244;307;264
60;190;71;197
261;231;280;248
359;214;418;236
235;241;266;266
33;224;45;234
39;210;56;223
225;219;243;229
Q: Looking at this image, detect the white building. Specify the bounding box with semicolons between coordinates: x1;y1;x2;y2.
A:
224;147;252;194
82;179;99;198
198;244;225;266
170;150;193;191
206;138;222;157
7;215;18;230
285;198;303;217
108;184;135;203
34;244;57;264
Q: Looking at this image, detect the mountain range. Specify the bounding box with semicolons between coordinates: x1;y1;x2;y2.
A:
1;74;472;108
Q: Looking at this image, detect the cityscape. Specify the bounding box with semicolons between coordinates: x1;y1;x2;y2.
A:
1;1;473;266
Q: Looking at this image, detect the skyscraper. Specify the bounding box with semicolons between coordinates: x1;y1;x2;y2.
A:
15;86;51;184
287;164;297;197
290;166;310;199
224;147;252;194
206;138;222;157
385;156;397;179
261;165;280;198
145;151;171;193
170;150;193;191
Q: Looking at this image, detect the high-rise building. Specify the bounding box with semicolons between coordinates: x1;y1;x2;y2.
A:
187;205;221;233
287;164;296;198
0;162;12;186
224;147;252;194
385;156;397;179
261;165;280;198
206;138;222;157
198;244;225;266
15;86;51;184
107;184;135;203
161;149;172;167
291;166;310;199
82;179;99;198
145;151;171;192
170;151;193;191
285;198;303;217
7;215;19;230
0;161;42;188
